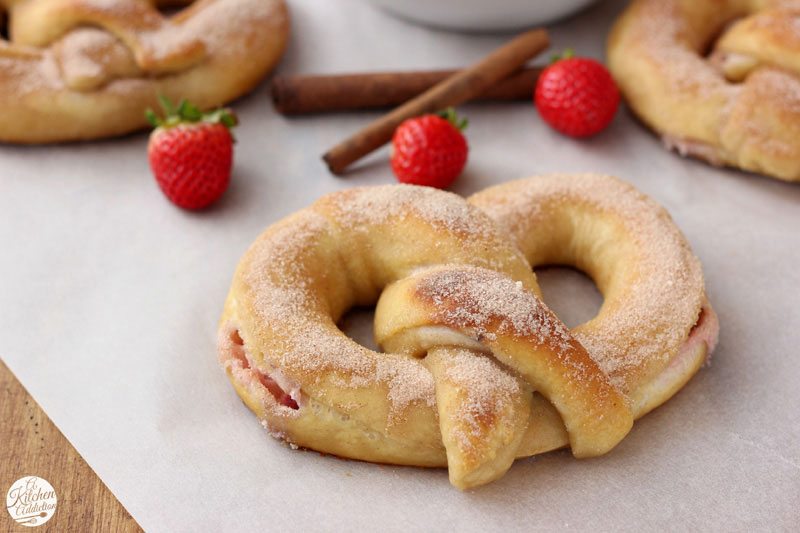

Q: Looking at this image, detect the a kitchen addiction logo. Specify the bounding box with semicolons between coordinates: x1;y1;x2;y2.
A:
5;476;57;527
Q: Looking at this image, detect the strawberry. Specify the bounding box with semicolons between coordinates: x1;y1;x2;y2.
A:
146;96;237;210
534;50;620;138
390;108;468;189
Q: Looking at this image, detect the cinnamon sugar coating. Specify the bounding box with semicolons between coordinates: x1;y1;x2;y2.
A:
218;175;717;489
470;174;706;407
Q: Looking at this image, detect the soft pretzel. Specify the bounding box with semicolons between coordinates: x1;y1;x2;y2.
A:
218;175;718;489
0;0;289;142
608;0;800;182
469;174;719;421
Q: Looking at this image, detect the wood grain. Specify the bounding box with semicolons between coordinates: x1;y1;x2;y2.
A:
1;359;142;532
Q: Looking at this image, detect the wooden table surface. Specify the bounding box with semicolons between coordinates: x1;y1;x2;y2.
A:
1;359;142;532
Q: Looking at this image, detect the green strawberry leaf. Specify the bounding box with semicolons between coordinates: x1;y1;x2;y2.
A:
178;99;203;122
158;95;177;116
550;48;576;64
145;108;160;127
437;107;468;131
219;112;238;129
205;108;238;129
146;94;239;131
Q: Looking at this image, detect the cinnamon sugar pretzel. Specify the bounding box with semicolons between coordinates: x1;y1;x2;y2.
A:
608;0;800;182
218;174;718;489
0;0;288;142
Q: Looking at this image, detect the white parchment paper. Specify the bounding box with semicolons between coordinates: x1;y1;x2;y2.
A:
2;0;799;530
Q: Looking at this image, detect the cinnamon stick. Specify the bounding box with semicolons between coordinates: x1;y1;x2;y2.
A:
322;28;550;175
272;68;541;115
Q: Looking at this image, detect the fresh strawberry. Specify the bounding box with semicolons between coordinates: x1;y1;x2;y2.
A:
390;108;469;189
534;50;620;138
146;96;237;210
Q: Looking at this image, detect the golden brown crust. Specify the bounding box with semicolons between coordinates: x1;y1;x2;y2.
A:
0;0;289;142
375;265;633;460
221;186;542;474
218;176;718;489
608;0;800;182
469;173;707;410
422;347;533;489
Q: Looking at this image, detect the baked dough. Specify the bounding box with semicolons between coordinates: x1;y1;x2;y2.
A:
469;174;718;421
0;0;289;142
218;175;718;489
608;0;800;182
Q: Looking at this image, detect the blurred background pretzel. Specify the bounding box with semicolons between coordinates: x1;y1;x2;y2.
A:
0;0;289;142
5;0;206;73
608;0;800;182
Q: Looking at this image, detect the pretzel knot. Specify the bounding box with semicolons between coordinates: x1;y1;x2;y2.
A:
218;174;718;489
0;0;289;142
609;0;800;182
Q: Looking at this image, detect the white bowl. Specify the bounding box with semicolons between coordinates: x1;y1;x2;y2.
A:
366;0;599;32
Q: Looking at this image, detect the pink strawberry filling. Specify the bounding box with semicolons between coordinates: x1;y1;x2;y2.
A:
682;304;719;360
630;303;718;416
222;304;718;418
655;304;719;386
256;372;300;410
225;329;299;410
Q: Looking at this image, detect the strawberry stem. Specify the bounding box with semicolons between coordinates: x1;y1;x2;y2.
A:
437;107;468;131
145;95;238;130
177;99;203;122
550;48;575;64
